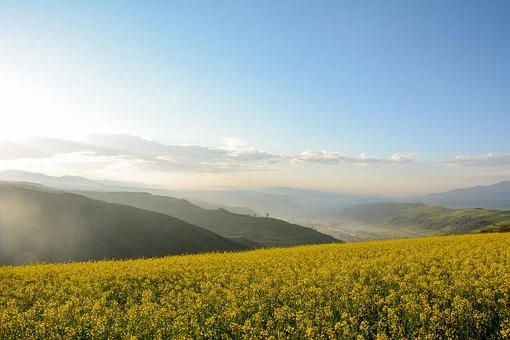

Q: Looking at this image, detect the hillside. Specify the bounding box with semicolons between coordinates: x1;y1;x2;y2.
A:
410;181;510;210
340;202;510;234
0;183;246;265
0;170;259;215
74;191;339;247
1;234;509;338
0;169;126;191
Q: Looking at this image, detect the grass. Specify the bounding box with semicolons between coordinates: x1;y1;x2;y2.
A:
340;202;510;234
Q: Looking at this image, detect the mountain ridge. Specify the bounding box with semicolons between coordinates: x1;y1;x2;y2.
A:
73;190;339;247
0;182;247;265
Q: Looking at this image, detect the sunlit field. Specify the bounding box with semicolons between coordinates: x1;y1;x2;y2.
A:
1;233;509;339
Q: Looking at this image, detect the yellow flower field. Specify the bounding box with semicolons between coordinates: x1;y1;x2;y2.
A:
1;233;509;339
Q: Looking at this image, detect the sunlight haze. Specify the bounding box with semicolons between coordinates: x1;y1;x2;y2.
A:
1;1;509;195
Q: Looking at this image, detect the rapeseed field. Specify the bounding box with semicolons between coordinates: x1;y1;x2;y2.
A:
1;233;509;339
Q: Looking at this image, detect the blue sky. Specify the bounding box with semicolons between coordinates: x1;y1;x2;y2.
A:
1;1;510;194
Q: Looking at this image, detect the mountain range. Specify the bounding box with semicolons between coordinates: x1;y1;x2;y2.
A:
73;190;337;247
0;182;247;265
0;175;339;265
3;170;510;218
1;169;510;258
0;170;258;215
410;181;510;210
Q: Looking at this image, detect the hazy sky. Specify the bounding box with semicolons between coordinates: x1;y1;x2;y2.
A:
1;1;510;194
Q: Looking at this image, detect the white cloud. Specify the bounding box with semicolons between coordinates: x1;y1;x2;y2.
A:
223;138;248;151
291;150;418;166
390;153;419;164
12;134;510;175
291;150;346;165
0;140;50;159
437;153;510;167
0;135;282;173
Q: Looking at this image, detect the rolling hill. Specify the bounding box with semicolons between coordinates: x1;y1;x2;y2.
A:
409;181;510;210
339;202;510;234
0;169;130;191
0;170;258;215
73;191;339;247
0;182;247;265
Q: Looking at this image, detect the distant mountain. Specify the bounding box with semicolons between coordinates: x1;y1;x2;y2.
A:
0;169;172;192
0;170;256;215
183;197;258;216
182;188;391;222
0;182;246;265
181;190;304;220
74;191;339;247
0;171;393;221
410;181;510;210
340;202;427;221
339;202;510;234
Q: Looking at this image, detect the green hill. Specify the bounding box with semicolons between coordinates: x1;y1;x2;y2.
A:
0;183;247;265
340;202;510;234
75;191;339;247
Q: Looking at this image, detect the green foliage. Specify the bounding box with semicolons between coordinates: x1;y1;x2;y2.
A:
341;202;510;234
478;224;510;234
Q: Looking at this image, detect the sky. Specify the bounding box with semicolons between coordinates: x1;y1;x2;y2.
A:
1;1;510;195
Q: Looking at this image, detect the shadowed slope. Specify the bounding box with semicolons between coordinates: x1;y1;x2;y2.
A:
75;191;339;247
0;183;246;265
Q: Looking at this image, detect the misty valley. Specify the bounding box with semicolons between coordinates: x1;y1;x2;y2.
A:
1;170;510;265
2;1;510;338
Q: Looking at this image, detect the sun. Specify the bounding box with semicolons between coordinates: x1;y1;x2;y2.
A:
0;69;74;140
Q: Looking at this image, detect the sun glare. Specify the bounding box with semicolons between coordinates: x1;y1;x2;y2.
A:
0;71;73;139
